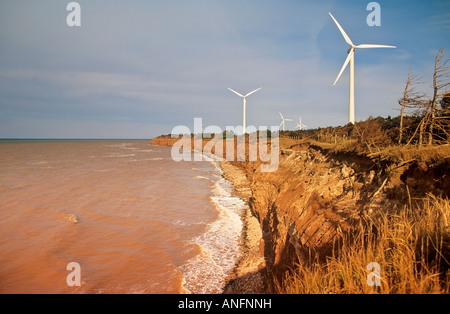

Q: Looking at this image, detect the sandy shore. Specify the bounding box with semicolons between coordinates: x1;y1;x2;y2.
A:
220;161;267;294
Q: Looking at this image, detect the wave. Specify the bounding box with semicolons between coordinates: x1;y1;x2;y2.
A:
126;157;163;162
27;161;49;165
180;168;245;294
106;154;136;158
193;175;210;181
64;213;80;224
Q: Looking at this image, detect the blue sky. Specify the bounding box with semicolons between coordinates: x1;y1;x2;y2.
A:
0;0;449;138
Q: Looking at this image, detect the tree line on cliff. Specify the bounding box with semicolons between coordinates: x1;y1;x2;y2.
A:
287;47;449;155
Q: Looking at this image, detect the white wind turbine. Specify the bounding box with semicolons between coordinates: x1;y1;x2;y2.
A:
228;87;262;134
279;112;293;131
329;12;396;125
296;116;308;130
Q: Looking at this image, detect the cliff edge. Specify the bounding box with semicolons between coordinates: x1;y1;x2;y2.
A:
151;136;450;293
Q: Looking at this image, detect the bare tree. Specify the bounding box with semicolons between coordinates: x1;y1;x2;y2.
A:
434;92;450;143
428;47;449;145
398;69;425;144
418;106;430;148
407;47;450;147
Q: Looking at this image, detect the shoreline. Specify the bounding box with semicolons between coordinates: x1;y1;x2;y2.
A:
150;139;267;294
219;161;267;294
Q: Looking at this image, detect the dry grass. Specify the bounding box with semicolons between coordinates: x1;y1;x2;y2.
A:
287;136;450;165
381;144;450;164
279;194;450;294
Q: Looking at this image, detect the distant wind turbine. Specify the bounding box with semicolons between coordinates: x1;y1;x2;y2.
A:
279;112;293;131
329;12;396;125
296;116;308;130
228;87;262;134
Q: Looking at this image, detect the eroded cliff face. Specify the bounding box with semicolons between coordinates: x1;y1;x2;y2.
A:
150;137;180;147
151;137;449;291
229;143;449;288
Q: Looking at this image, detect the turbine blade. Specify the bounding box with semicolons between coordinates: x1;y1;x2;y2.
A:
334;50;353;86
356;44;396;49
279;112;284;120
245;87;262;97
285;119;293;122
329;12;354;46
228;88;244;98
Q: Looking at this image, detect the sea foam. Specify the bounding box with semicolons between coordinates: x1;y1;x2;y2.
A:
180;159;246;294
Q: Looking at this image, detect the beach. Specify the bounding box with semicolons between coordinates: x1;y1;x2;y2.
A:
150;136;268;293
220;161;266;294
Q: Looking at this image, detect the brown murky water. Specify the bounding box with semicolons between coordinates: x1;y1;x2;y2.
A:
0;140;245;294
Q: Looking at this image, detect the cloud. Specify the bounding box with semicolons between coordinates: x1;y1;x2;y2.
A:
0;1;445;138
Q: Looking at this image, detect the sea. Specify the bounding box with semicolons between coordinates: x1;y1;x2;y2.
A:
0;139;247;294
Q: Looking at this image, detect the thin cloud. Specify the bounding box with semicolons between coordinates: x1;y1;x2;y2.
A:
0;1;447;138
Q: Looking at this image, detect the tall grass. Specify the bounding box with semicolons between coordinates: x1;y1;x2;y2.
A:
280;194;450;294
382;144;450;164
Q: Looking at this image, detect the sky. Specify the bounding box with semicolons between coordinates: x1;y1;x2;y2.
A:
0;0;449;139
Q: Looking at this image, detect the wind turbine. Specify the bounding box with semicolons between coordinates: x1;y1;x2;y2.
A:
296;116;308;130
279;112;293;131
329;12;396;125
228;87;262;134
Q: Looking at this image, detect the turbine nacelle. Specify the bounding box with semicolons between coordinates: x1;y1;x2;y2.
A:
228;87;261;134
228;87;262;99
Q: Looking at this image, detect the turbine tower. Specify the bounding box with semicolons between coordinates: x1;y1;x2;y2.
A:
329;12;396;125
279;112;293;131
296;116;308;130
228;87;262;134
